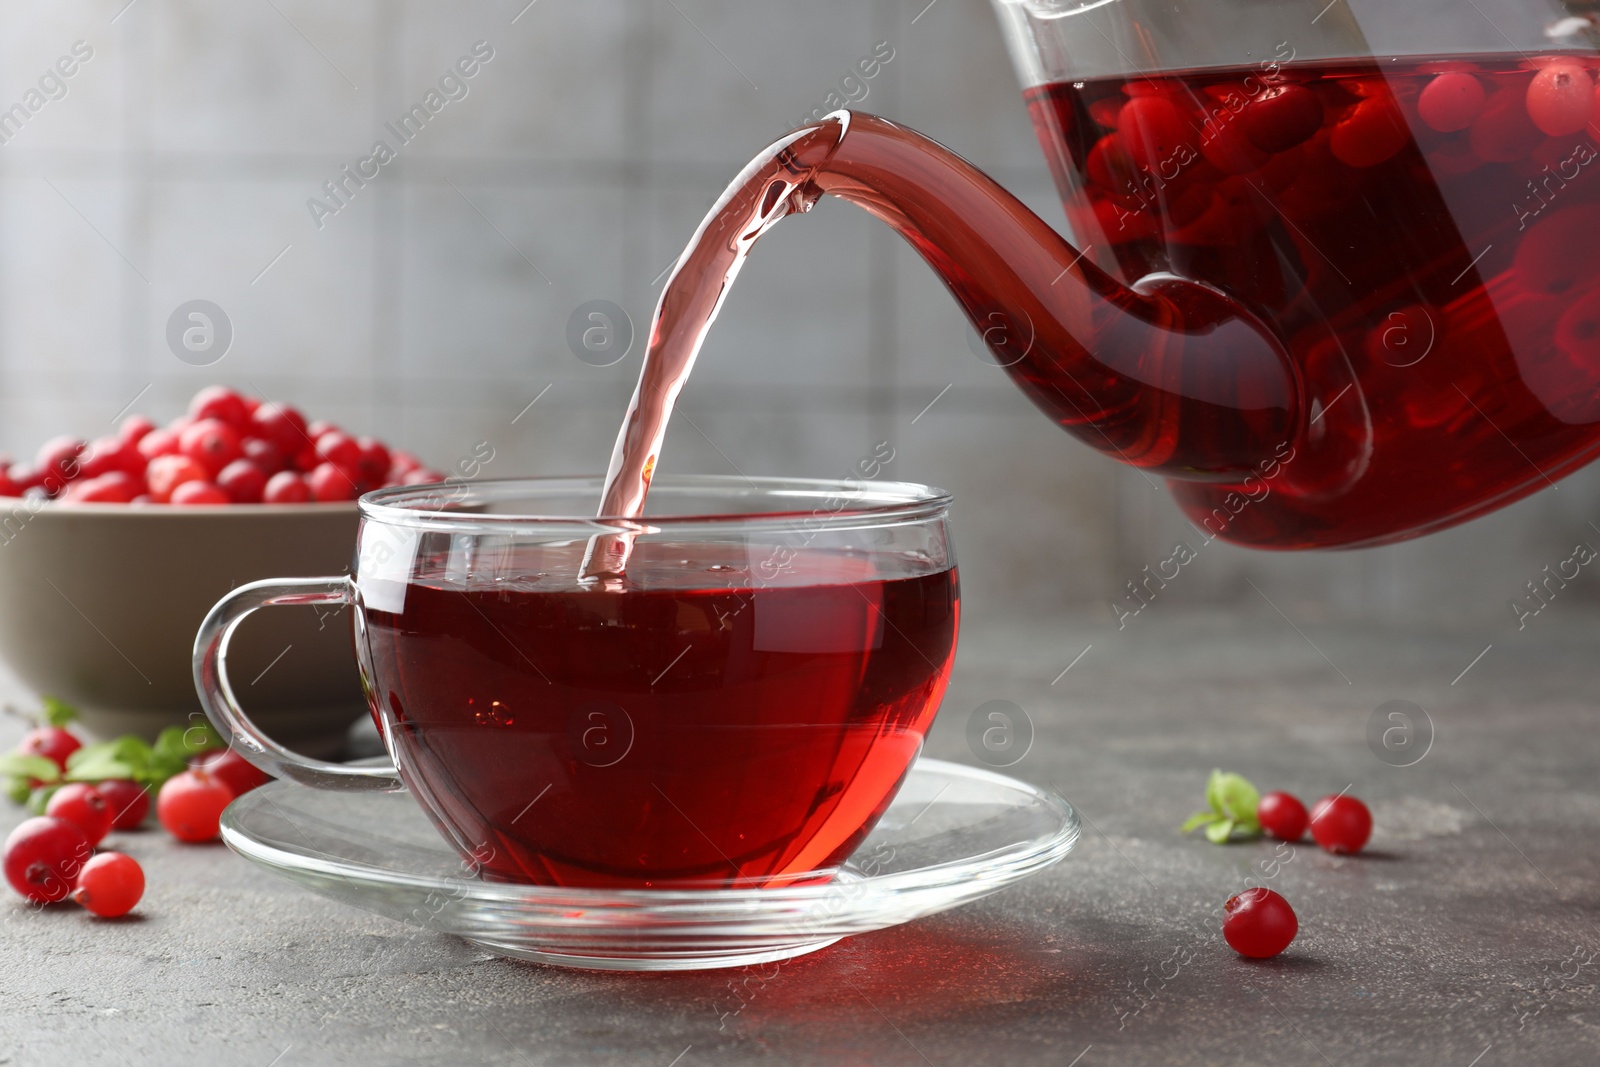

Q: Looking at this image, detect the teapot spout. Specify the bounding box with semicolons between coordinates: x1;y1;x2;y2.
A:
810;112;1299;477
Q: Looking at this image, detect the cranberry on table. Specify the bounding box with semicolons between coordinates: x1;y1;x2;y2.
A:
145;454;209;503
96;778;151;830
157;770;233;843
3;816;90;903
1417;71;1486;132
1256;791;1308;842
308;462;358;502
18;725;81;775
0;468;17;497
44;783;113;846
194;748;270;797
1222;887;1298;958
170;480;230;506
188;385;251;429
1310;794;1372;854
72;852;144;918
216;459;267;504
262;470;312;504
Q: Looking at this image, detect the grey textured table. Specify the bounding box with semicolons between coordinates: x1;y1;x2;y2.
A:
4;610;1598;1066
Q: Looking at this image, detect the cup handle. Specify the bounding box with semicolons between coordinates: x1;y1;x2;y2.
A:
193;576;402;792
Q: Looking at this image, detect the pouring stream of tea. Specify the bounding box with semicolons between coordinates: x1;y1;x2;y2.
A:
580;118;850;579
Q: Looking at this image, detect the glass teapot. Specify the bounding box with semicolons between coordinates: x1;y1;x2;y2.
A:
620;0;1600;551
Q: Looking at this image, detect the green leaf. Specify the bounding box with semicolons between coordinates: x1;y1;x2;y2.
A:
1179;810;1218;834
152;723;223;764
1204;818;1236;844
65;736;152;784
26;783;61;816
1208;770;1260;824
0;752;60;783
4;775;31;805
40;696;79;728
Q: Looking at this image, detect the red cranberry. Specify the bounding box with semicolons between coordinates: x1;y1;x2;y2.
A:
188;385;251;428
0;467;16;497
216;459;267;503
118;414;158;445
137;427;182;461
179;418;243;475
356;437;390;482
61;471;142;503
18;725;81;776
1329;96;1408;169
314;430;362;470
194;748;271;797
305;419;336;439
241;436;285;474
250;402;309;454
1309;794;1372;854
157;770;233;842
72;851;144;918
1117;94;1193;172
170;480;230;506
3;816;90;903
44;783;113;846
8;464;44;494
96;779;151;830
1200;116;1269;175
1256;791;1308;842
1222;887;1298;958
308;462;358;502
79;436;146;480
263;471;311;504
35;435;86;486
388;450;422;476
1526;63;1594;137
401;468;445;485
1418;71;1486;132
145;454;210;503
1244;84;1322;153
1470;85;1543;163
292;444;322;473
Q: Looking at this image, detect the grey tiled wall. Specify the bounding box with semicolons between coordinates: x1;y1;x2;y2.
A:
2;0;1598;634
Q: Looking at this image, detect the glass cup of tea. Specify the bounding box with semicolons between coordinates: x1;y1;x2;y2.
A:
194;475;959;889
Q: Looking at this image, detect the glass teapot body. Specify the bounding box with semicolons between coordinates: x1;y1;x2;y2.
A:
986;0;1600;547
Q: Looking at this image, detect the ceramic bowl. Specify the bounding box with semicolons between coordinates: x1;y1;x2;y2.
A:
0;497;364;756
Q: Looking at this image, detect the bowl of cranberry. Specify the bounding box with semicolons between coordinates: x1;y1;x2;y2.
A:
0;386;443;756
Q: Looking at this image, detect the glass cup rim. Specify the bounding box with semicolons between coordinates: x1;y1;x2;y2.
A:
358;474;952;535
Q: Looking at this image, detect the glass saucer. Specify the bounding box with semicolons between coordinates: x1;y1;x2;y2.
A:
220;757;1079;972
